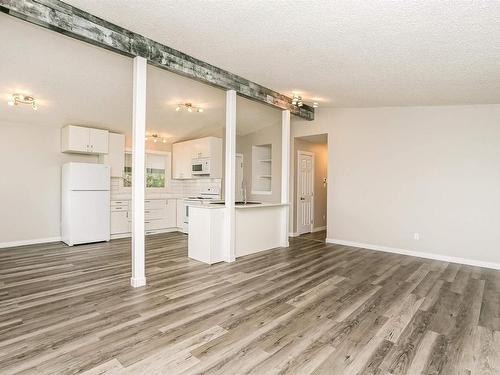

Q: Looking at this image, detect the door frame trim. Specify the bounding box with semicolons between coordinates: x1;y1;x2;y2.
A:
296;150;315;235
235;153;244;202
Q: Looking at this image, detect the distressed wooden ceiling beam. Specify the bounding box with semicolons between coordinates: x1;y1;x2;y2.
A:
0;0;314;120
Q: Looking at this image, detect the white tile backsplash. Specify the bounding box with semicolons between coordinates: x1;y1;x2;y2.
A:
111;177;221;198
182;179;222;196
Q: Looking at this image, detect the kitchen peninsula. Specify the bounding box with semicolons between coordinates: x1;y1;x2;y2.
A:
188;202;288;264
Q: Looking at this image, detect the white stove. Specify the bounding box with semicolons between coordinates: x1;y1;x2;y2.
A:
183;187;221;233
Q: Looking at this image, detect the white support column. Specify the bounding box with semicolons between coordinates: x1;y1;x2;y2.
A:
281;110;291;247
224;90;237;262
131;56;147;287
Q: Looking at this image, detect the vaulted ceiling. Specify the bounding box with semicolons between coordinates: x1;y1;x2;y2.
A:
65;0;500;107
0;14;281;141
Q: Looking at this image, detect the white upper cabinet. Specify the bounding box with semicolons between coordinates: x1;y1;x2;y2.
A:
61;125;109;154
191;137;222;159
61;125;88;153
172;141;192;179
89;129;109;154
99;133;125;177
172;137;222;179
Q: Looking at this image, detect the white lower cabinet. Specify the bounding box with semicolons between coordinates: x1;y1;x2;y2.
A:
111;211;129;234
176;199;185;227
110;198;181;238
166;199;177;228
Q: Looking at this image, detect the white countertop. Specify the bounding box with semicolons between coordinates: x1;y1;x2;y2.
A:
111;193;184;200
236;202;288;209
191;202;288;209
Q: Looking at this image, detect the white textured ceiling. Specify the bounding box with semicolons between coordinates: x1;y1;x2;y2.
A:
64;0;500;107
0;15;280;140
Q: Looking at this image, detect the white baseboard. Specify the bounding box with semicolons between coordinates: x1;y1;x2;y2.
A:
326;238;500;271
110;233;131;240
0;237;62;249
312;226;326;233
111;228;184;240
2;228;186;248
289;227;325;237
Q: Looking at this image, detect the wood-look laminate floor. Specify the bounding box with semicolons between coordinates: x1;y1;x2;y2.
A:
1;232;499;374
298;230;327;243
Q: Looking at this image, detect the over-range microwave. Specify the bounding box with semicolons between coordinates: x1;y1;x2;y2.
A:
191;158;211;176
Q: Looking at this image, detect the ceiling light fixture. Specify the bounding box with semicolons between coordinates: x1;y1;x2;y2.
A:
175;102;204;113
291;94;303;107
145;134;167;143
8;93;38;110
313;102;319;108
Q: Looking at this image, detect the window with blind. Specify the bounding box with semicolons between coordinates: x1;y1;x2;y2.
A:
123;152;167;188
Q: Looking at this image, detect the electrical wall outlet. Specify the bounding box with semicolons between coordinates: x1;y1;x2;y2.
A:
413;232;420;241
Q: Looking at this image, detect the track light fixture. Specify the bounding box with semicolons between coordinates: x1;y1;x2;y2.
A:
291;93;319;109
291;94;303;107
175;103;204;113
145;134;167;143
7;93;38;110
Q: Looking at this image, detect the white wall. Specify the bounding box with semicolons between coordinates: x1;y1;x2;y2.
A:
0;122;97;245
291;105;500;266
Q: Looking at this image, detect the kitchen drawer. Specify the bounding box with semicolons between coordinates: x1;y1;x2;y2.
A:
111;200;129;206
145;219;168;231
145;208;166;220
111;205;129;212
145;199;166;210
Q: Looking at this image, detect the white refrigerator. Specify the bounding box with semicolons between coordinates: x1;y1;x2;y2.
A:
62;163;110;246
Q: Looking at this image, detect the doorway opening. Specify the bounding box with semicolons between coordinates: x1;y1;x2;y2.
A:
294;134;328;242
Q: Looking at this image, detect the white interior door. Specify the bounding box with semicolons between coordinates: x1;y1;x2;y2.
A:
297;151;314;234
235;154;244;202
